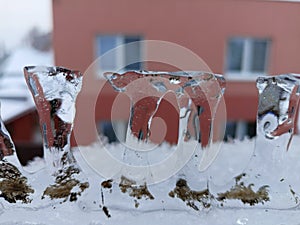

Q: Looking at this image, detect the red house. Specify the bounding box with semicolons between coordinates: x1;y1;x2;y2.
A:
7;0;300;149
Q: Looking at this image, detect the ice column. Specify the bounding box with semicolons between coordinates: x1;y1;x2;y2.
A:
0;102;34;204
213;74;300;209
105;71;225;183
253;74;300;208
106;71;225;146
24;66;81;168
24;66;88;202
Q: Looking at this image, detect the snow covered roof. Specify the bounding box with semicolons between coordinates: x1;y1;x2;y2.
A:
2;46;53;74
0;46;54;122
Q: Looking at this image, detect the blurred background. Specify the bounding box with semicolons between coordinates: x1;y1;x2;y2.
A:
0;0;300;164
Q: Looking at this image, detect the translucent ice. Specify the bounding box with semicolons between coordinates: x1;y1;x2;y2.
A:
105;71;225;147
24;66;88;204
256;75;299;145
104;71;225;185
24;66;82;169
211;74;300;209
0;110;14;161
0;102;34;205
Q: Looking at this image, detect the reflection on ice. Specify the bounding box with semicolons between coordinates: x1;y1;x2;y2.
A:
23;66;89;205
105;71;225;148
0;109;14;161
99;70;226;191
3;67;300;224
0;103;34;204
211;74;300;209
24;66;83;170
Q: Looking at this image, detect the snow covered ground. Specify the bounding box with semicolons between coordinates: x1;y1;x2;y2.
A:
2;136;300;225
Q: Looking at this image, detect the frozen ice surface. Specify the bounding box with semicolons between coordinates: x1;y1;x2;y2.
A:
0;104;15;161
103;71;225;184
210;74;300;209
256;75;299;141
20;66;89;208
24;66;82;124
105;71;225;146
2;137;300;224
0;102;34;206
3;72;300;223
24;66;83;170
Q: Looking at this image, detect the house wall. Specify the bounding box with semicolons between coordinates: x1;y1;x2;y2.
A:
7;112;36;142
52;0;300;74
6;111;43;165
52;0;300;145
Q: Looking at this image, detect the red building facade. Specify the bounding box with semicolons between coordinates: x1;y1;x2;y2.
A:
52;0;300;145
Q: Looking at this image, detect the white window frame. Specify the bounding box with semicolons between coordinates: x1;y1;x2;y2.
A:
225;37;270;80
95;35;143;78
114;35;125;72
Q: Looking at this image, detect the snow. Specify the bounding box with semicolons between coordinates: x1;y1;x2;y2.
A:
0;46;53;122
0;98;34;123
2;47;53;75
0;74;35;122
2;136;300;224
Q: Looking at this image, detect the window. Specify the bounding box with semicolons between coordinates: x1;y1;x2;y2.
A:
224;121;256;142
97;120;128;143
226;37;270;77
95;35;143;73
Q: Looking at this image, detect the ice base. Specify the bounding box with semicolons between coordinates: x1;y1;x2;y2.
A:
2;136;300;224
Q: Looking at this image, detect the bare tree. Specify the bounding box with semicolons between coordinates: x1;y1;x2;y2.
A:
24;27;52;52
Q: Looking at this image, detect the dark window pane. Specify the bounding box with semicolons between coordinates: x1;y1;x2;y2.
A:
224;121;237;142
124;36;142;70
99;35;118;55
97;35;118;70
98;121;118;143
227;38;244;71
250;40;268;72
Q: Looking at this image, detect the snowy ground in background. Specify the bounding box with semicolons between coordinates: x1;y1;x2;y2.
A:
2;136;300;225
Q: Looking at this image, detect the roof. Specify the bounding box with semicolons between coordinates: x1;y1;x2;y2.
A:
2;46;53;74
0;46;54;122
